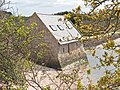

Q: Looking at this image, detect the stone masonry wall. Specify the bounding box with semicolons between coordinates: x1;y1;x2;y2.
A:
58;41;87;67
26;13;61;69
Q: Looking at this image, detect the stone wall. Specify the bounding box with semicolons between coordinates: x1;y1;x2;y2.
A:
58;41;87;67
26;13;61;69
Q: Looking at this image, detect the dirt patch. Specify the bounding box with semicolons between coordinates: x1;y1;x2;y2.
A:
27;61;88;90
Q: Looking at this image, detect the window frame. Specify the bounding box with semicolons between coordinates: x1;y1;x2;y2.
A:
65;21;73;29
76;42;78;46
57;25;64;31
68;44;70;53
63;48;65;53
49;25;57;31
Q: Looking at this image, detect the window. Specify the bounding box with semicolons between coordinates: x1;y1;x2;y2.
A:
65;21;73;29
57;25;64;30
63;48;65;53
76;42;78;46
68;44;70;53
49;25;57;31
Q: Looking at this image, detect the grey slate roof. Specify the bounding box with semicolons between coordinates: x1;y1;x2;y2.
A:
36;13;81;45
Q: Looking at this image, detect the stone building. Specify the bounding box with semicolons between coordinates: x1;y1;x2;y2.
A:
27;12;87;69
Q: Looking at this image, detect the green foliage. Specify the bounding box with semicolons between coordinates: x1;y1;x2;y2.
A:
65;0;120;36
0;14;47;89
0;16;27;88
103;39;115;49
87;69;91;75
54;11;72;15
42;86;51;90
67;0;120;90
77;80;85;90
0;0;119;90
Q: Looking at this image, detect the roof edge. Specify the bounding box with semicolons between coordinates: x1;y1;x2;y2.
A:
34;12;64;16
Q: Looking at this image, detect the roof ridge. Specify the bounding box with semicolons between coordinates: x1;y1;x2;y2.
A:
35;12;64;16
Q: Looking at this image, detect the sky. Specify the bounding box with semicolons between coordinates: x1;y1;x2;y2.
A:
6;0;90;16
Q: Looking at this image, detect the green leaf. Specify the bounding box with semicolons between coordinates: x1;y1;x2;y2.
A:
87;69;91;75
92;50;96;56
